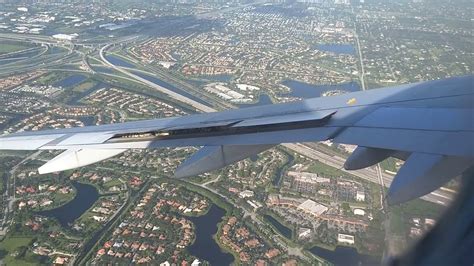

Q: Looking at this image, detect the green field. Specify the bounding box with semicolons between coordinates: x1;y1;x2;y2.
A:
307;160;353;178
73;81;96;92
0;44;28;54
0;236;37;266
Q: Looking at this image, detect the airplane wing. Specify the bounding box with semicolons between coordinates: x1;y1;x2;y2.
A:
1;75;473;204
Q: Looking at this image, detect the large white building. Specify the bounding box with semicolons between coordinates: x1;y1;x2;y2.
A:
297;199;328;217
356;191;366;201
337;233;355;245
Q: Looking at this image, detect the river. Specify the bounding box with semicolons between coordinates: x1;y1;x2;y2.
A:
187;204;234;265
37;182;99;227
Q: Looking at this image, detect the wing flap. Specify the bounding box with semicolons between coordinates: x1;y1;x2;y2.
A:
233;110;336;127
355;107;473;131
334;127;474;157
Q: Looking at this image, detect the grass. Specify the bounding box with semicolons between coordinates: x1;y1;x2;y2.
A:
102;179;123;190
0;44;28;54
0;236;33;252
380;158;398;173
0;236;37;266
73;81;96;92
307;160;352;178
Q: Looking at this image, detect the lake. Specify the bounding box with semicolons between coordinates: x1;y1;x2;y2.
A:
263;214;292;239
315;44;355;55
54;75;87;88
187;204;234;265
309;245;380;266
282;80;360;99
37;182;99;227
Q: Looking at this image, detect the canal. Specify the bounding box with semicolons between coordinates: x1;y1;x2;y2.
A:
263;214;292;239
187;204;234;265
37;182;99;227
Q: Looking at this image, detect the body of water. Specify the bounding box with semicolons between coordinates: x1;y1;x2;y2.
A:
315;44;355;55
237;94;273;108
263;214;292;239
187;204;234;265
54;75;87;88
105;55;136;68
310;246;380;266
37;182;99;227
282;80;360;99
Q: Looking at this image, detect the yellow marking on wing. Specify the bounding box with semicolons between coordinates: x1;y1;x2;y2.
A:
346;98;357;105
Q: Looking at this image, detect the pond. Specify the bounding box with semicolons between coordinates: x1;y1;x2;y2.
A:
282;80;360;99
187;204;234;265
309;245;380;266
263;214;292;239
37;182;99;227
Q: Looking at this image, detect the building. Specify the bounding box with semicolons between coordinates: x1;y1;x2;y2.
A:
289;171;331;194
297;199;328;217
298;228;312;239
337;233;355;245
52;34;78;41
356;191;365;201
353;209;365;216
239;190;254;198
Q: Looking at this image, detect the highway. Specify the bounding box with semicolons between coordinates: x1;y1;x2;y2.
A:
99;44;215;113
